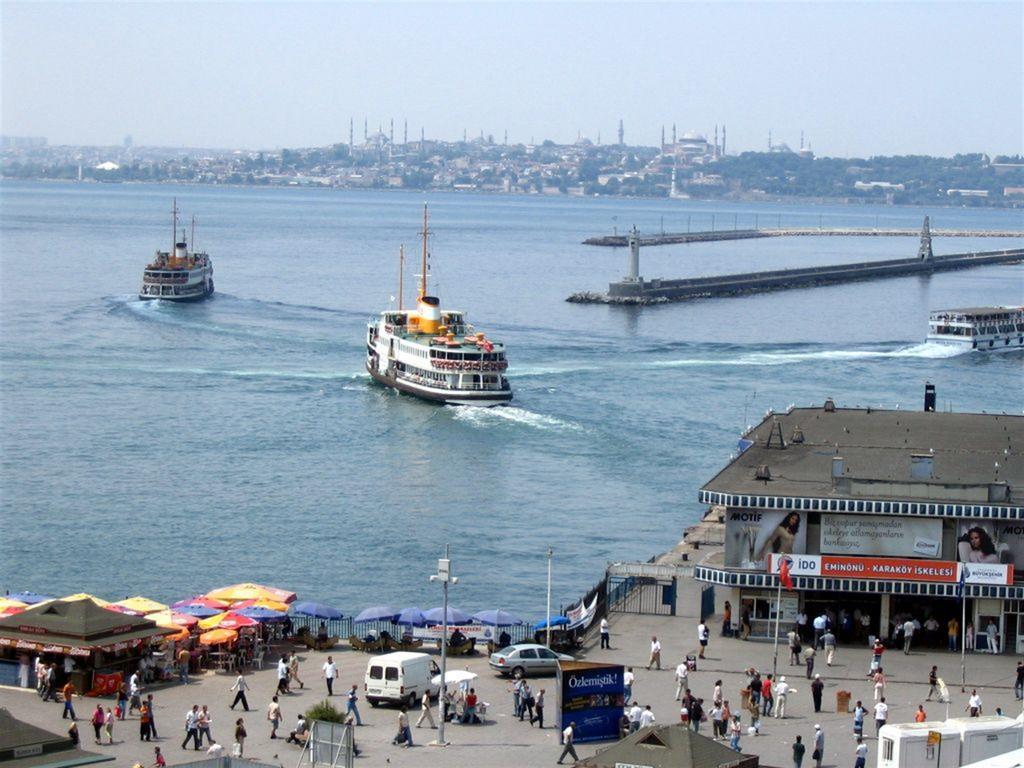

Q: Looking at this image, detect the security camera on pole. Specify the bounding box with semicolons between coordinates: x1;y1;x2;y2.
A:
429;545;458;747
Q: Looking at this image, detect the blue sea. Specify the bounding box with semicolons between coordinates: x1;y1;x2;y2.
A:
1;181;1021;618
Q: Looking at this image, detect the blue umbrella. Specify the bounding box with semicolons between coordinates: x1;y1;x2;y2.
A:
532;616;569;632
354;605;398;623
291;601;343;620
423;606;470;625
237;606;287;621
395;607;427;627
473;609;524;627
7;591;54;605
175;603;222;618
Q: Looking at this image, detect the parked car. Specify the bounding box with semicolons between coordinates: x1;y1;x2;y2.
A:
489;643;575;678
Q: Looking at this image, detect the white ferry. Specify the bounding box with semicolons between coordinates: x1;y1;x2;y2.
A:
927;306;1024;351
366;207;512;406
139;201;214;302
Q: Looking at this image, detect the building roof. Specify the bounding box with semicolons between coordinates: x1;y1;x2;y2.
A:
0;598;173;652
0;708;113;767
576;724;758;768
702;405;1023;502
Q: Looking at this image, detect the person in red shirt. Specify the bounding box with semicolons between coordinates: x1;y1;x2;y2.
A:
915;705;927;723
153;746;166;767
462;688;479;724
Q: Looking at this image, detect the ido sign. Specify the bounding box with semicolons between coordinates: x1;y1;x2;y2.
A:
556;661;624;744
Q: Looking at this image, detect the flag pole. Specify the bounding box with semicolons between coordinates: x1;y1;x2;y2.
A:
771;560;783;681
959;564;967;692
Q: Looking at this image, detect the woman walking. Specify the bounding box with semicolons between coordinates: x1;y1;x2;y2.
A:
90;704;105;744
103;708;115;744
234;718;247;757
288;655;304;690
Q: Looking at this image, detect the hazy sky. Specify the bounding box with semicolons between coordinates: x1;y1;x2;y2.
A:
2;2;1021;156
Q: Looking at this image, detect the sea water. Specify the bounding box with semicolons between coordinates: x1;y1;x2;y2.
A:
1;181;1021;616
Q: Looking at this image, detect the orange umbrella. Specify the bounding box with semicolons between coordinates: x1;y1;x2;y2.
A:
146;609;199;629
164;627;190;643
205;583;296;604
198;611;258;631
199;628;238;646
230;598;290;613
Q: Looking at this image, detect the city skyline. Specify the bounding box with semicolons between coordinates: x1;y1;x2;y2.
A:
2;2;1021;156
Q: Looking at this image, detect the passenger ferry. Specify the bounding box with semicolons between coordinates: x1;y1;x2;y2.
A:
927;306;1024;351
139;201;214;302
366;207;512;406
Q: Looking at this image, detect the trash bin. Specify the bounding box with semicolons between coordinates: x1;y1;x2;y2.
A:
685;654;697;671
836;689;852;713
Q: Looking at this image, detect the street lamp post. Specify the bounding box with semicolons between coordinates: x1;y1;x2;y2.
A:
546;548;553;648
429;545;457;747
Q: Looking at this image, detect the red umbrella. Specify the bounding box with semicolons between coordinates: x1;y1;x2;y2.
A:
198;611;258;630
172;596;230;611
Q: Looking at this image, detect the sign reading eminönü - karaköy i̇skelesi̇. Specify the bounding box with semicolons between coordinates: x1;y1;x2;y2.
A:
556;661;624;744
767;554;1013;585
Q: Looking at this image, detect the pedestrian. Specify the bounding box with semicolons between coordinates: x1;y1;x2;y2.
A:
182;705;201;750
722;601;733;637
855;737;868;768
90;704;105;744
869;638;885;675
521;681;535;722
749;672;762;708
640;704;656;728
674;659;689;700
948;617;959;651
277;656;290;695
267;696;282;739
145;694;158;738
531;688;545;728
139;701;152;741
599;617;610;649
793;734;806;768
852;700;865;739
42;663;56;702
116;682;128;720
557;721;579;765
804;644;816;679
177;647;191;684
927;665;938;700
741;606;752;640
392;707;412;748
233;718;246;757
965;621;975;651
129;670;142;715
788;627;801;665
198;705;213;746
512;677;524;718
812;724;824;768
623;667;634;701
710;702;724;739
813;612;827;647
321;656;337;696
62;680;77;720
415;688;436;728
153;746;166;767
903;618;915;654
967;689;982;717
618;710;631;739
230;671;251;711
986;619;999;654
822;630;837;666
761;675;774;718
628;701;642;733
811;674;824;713
690;697;704;733
679;698;690;726
729;714;742;751
67;722;79;747
103;708;114;744
1016;661;1024;701
915;704;927;722
346;684;362;725
698;619;710;659
872;668;886;702
713;680;723;707
873;697;888;734
288;654;304;689
647;636;661;670
775;676;789;719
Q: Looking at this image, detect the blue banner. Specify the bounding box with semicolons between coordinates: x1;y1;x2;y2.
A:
557;662;625;744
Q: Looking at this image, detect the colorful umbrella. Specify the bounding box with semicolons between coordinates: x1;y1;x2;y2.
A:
395;607;427;627
424;606;470;625
60;593;111;607
354;606;398;623
172;596;229;611
532;616;569;631
205;583;296;605
230;598;290;613
106;604;145;616
236;606;286;621
291;601;343;620
199;628;238;646
145;609;199;629
114;596;168;614
472;609;524;626
6;592;53;605
0;598;26;617
198;611;258;631
164;627;191;643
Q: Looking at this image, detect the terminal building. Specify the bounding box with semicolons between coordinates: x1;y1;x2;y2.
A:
694;390;1023;652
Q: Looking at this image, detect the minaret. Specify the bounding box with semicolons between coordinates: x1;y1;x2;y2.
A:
618;119;624;146
722;125;726;156
420;126;425;144
597;131;601;146
661;125;665;149
714;125;719;158
349;117;354;149
463;128;467;142
404;120;408;145
672;124;676;145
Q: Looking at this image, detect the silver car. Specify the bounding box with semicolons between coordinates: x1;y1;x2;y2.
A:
489;643;575;678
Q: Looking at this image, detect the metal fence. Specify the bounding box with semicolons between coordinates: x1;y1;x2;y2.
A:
289;615;535;651
297;719;356;768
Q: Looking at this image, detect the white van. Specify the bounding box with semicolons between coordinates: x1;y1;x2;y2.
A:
364;652;440;708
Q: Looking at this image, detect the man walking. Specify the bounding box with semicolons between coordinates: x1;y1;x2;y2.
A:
927;666;939;701
415;689;435;728
788;627;801;665
822;629;837;666
813;613;827;648
775;676;789;719
321;656;337;696
530;688;545;728
854;737;868;768
793;734;806;768
873;697;888;734
812;724;824;768
903;618;915;654
947;617;959;651
623;667;634;701
230;671;251;711
599;617;610;649
1016;661;1024;701
277;656;290;695
674;659;689;700
852;700;866;739
182;705;201;750
811;674;824;713
697;620;709;659
557;721;579;765
61;680;77;720
146;694;159;739
346;684;362;725
647;636;661;670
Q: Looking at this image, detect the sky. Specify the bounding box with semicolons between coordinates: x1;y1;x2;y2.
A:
2;2;1021;157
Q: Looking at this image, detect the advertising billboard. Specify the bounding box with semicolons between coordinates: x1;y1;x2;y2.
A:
556;661;624;744
768;554;1013;585
957;521;1024;580
821;515;942;558
725;509;807;569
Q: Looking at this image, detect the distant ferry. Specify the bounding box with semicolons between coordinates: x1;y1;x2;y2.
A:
139;201;214;302
928;306;1024;351
365;206;512;406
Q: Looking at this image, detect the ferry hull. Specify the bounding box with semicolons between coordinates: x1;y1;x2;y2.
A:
366;362;513;407
927;333;1024;352
138;283;214;303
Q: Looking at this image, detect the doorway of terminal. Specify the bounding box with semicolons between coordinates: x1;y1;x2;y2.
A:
890;595;966;650
801;592;879;644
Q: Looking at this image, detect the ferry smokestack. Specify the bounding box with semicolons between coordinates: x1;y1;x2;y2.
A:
924;382;936;412
418;295;441;334
174;241;188;261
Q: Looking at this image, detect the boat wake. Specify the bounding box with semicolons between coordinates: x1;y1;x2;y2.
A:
449;405;583;432
648;342;969;368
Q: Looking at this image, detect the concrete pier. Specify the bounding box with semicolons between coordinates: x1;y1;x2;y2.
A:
583;228;1024;248
567;248;1024;305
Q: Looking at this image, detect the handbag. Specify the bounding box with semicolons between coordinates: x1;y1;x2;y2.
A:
813;749;821;760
